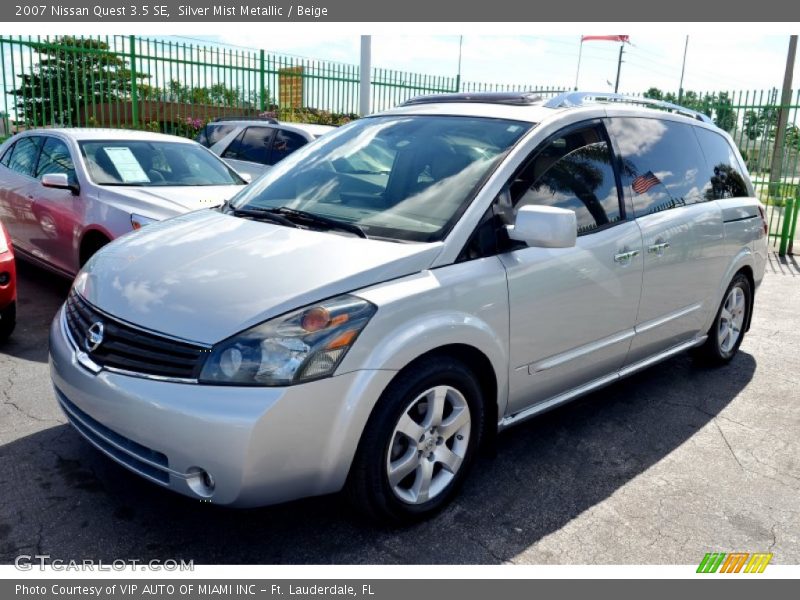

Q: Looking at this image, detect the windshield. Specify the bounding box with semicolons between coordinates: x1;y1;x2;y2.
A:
79;140;246;187
231;115;531;241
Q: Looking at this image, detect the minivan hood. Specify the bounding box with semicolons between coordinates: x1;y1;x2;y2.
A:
102;185;244;216
76;210;442;344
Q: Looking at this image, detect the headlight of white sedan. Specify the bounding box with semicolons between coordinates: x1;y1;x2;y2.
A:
199;295;376;386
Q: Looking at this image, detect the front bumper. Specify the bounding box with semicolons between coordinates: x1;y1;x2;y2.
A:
49;307;395;507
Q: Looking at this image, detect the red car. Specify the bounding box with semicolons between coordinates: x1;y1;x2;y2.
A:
0;219;16;340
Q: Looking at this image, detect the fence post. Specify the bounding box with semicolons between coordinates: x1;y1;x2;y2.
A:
259;49;266;111
359;35;371;116
128;35;139;127
779;198;792;256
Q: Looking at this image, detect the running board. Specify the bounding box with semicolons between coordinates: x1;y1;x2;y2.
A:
499;336;707;430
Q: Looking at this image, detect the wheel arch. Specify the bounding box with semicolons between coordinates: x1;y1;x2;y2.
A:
78;227;113;267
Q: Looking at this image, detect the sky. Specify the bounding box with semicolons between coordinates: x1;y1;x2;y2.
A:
170;33;799;95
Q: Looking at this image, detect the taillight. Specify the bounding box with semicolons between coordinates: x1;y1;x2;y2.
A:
757;204;768;237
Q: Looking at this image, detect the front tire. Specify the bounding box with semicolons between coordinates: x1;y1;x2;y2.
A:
347;357;485;524
694;273;751;365
0;301;16;341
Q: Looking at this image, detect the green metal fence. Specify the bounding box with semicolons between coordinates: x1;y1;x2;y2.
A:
1;34;798;254
0;34;459;133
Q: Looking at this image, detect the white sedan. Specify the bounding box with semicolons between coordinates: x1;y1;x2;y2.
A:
0;128;247;277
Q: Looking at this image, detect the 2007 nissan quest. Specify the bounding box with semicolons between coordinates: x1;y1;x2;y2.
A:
50;91;768;522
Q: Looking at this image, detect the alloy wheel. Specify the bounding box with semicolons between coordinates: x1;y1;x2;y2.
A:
385;385;471;505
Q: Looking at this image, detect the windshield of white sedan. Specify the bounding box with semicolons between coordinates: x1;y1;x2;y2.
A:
231;116;531;241
79;141;245;186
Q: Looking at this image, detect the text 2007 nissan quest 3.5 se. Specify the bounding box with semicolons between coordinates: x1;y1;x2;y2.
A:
50;91;767;523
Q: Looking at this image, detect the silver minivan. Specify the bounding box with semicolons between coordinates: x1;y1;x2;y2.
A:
49;92;768;522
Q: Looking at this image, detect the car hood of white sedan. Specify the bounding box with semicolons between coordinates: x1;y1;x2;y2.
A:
75;209;442;344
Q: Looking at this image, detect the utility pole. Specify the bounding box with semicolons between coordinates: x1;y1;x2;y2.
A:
456;35;463;92
768;35;797;209
614;42;624;93
359;35;371;116
678;35;689;103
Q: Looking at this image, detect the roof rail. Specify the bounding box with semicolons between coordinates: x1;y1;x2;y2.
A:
544;91;714;124
211;115;279;124
401;91;558;107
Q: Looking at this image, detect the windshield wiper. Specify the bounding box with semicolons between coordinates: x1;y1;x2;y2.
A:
272;207;368;239
230;206;298;229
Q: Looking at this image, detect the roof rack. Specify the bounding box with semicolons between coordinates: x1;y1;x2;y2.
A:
544;91;714;124
211;115;279;124
401;91;558;107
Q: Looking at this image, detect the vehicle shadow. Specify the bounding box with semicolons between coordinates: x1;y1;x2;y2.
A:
0;260;71;363
0;349;756;564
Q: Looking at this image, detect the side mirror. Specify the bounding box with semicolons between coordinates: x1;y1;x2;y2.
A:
41;173;78;195
507;205;577;248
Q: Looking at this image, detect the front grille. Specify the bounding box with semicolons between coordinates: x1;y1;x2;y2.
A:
64;291;207;379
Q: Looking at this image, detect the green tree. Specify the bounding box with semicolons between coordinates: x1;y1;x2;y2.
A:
643;87;663;100
743;105;780;140
785;124;800;149
711;92;736;132
13;36;149;127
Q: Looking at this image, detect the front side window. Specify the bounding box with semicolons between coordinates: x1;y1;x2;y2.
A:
80;140;246;187
36;137;77;185
606;117;709;216
232;115;532;242
510;126;622;235
6;136;42;177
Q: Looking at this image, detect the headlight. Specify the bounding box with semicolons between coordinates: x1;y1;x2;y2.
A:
199;295;376;386
130;214;157;230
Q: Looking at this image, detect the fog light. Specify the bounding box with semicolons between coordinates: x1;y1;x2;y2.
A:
0;272;9;285
186;467;215;498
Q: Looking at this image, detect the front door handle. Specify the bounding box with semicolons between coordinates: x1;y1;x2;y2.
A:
614;249;640;263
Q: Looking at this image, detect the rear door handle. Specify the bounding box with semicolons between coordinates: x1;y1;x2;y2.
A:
647;242;671;254
613;249;639;263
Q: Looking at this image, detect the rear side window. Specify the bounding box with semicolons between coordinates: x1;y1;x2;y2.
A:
607;117;708;216
222;127;275;164
694;127;751;199
5;136;42;177
511;125;622;235
36;137;77;184
270;129;307;165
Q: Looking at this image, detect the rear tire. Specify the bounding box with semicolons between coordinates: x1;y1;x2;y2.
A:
693;273;751;366
347;357;485;524
0;301;16;341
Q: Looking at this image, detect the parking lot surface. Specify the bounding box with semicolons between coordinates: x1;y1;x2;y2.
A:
1;255;799;565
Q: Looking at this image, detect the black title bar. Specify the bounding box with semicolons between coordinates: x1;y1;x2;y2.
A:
3;0;800;21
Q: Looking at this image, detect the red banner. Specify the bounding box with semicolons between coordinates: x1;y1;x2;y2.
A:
581;35;630;43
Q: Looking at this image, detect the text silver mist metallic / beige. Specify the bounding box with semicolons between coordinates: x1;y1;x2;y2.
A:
49;92;768;523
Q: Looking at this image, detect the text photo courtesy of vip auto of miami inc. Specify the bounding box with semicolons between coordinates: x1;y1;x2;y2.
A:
0;8;799;589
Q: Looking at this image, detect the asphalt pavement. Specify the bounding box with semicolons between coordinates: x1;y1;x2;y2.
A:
1;255;799;564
